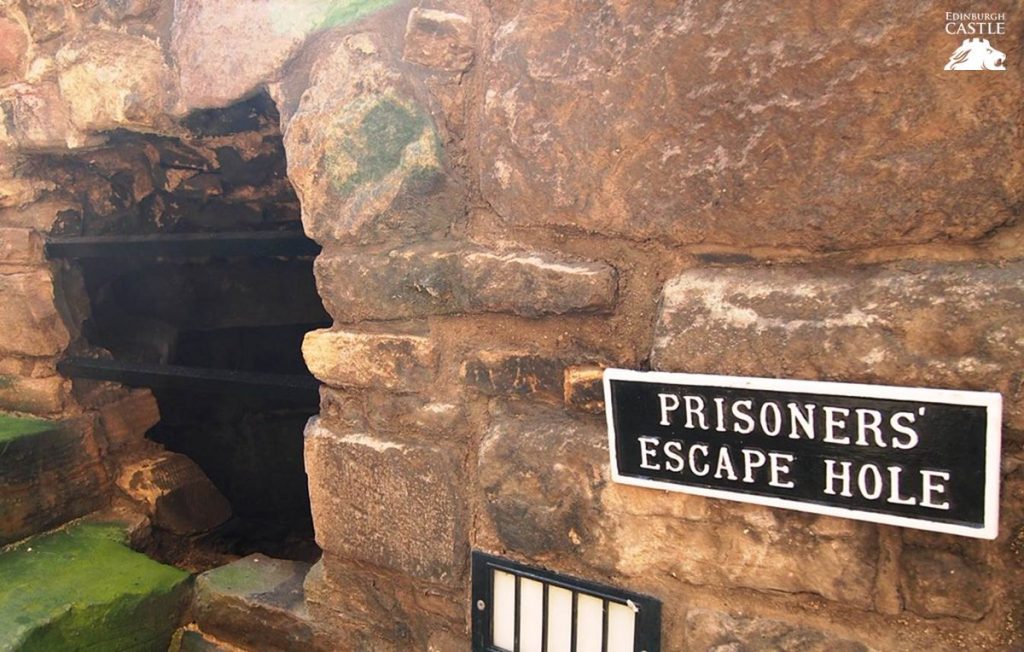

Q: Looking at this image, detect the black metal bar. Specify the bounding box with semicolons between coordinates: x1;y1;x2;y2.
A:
514;574;522;652
44;231;321;260
601;599;609;652
57;356;320;403
570;591;578;652
541;583;549;652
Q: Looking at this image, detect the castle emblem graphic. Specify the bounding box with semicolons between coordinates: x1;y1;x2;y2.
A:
944;38;1006;70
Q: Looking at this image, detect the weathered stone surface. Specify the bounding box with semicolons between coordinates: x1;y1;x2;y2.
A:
22;0;67;43
98;389;160;452
0;373;68;414
174;628;235;652
0;227;41;264
478;1;1021;251
316;243;617;321
479;408;607;556
56;30;176;134
0;177;55;209
117;452;232;535
100;0;157;20
0;82;80;150
0;269;70;357
564;364;605;413
0;415;109;545
901;547;993;620
403;8;474;72
0;522;190;650
0;199;78;229
684;609;870;652
463;350;563;401
0;15;29;85
284;32;454;244
193;554;314;652
173;0;396;113
651;264;1024;429
304;417;465;582
303;327;435;391
605;501;878;606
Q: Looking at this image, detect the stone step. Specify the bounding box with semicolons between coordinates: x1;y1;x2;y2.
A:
0;521;191;651
187;554;316;652
0;414;109;546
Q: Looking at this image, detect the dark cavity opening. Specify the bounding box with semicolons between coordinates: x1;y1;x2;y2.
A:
36;91;328;565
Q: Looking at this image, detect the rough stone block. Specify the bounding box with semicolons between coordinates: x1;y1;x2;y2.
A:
0;373;68;414
117;452;232;535
651;263;1024;429
303;328;436;392
0;269;71;357
463;351;563;401
0;522;190;650
403;8;475;72
0;16;29;85
684;609;869;652
901;547;993;620
478;2;1020;251
98;389;160;451
0;199;77;229
304;417;466;582
172;0;390;112
193;554;314;652
316;243;617;321
284;33;453;244
0;82;81;150
563;364;605;413
479;408;607;556
0;227;41;264
57;30;176;134
22;0;66;43
0;415;110;545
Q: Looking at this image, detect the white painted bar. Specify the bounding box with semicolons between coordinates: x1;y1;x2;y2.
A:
576;593;604;652
546;586;573;652
519;578;544;652
607;601;636;652
492;570;516;650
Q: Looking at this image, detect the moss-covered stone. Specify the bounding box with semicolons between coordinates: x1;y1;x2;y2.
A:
0;522;191;651
0;414;55;444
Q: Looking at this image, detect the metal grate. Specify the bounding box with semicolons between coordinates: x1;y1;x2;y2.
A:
471;552;661;652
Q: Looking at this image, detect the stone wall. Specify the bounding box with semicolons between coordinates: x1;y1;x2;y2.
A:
1;0;1022;650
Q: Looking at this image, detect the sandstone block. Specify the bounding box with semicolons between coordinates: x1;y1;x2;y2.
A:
172;0;388;112
0;373;68;414
0;177;54;209
304;417;466;582
901;547;993;620
478;2;1020;251
117;452;231;535
0;269;70;357
303;328;436;392
651;263;1024;429
463;351;563;401
0;82;80;150
0;227;41;264
193;554;314;652
0;415;109;545
316;243;617;321
564;364;605;413
98;389;160;451
284;33;455;244
403;8;474;72
22;0;66;43
684;609;869;652
0;15;29;85
0;199;77;229
57;30;176;134
479;408;607;556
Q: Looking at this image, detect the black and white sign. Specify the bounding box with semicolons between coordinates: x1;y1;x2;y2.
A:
603;369;1002;539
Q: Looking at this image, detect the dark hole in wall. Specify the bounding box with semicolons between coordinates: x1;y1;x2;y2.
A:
37;91;328;563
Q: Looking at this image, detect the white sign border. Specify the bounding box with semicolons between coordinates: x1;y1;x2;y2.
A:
603;368;1003;540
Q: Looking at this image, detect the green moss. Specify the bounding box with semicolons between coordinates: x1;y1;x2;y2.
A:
0;414;57;445
334;98;427;197
319;0;398;29
0;523;191;651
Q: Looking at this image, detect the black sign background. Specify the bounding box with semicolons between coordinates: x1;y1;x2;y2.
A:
607;377;994;529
